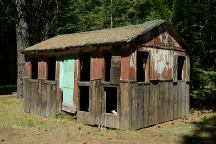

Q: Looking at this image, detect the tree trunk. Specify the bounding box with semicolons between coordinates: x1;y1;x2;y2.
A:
16;0;29;98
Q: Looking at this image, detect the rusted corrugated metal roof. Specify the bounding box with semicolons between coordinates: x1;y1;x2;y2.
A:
24;20;165;53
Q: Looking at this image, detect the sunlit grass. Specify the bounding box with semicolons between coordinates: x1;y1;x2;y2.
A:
0;95;215;144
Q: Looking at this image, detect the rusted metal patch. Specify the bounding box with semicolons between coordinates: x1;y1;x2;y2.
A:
91;57;103;80
38;61;47;79
55;61;60;80
129;53;136;80
150;49;173;80
144;32;185;51
120;53;136;81
74;59;79;106
120;56;130;81
24;61;31;78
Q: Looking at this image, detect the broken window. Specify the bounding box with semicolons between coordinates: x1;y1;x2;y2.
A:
104;87;118;115
79;86;89;112
137;51;148;82
177;56;185;80
47;58;56;81
104;53;112;81
31;59;38;79
80;55;90;81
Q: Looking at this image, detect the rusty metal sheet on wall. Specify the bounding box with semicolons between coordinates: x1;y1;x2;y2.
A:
38;61;47;79
120;55;132;81
150;49;173;80
144;32;185;51
91;57;103;80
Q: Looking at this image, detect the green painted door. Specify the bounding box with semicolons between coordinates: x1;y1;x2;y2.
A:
60;58;75;112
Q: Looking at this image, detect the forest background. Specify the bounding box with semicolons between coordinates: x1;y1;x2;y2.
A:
0;0;215;107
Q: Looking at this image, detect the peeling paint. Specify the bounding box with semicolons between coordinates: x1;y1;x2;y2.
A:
151;49;173;80
130;53;136;69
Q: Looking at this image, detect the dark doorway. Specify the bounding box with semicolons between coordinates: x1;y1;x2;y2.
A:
79;86;89;112
104;53;112;81
31;59;38;79
104;87;117;114
47;58;56;81
80;55;90;81
137;51;148;82
178;56;185;80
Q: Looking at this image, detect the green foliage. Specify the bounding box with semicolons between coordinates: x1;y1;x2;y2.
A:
0;0;17;84
1;0;215;106
172;0;216;106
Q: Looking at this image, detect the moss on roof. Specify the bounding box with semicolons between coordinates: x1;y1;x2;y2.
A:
24;19;165;52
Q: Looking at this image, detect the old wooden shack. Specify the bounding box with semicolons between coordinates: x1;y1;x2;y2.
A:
23;20;190;130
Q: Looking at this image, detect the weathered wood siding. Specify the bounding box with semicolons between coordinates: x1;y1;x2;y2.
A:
129;81;189;129
77;80;189;130
24;78;58;117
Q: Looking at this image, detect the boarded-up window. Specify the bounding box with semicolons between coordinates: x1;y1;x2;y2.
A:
47;58;56;81
80;55;90;81
31;59;38;79
104;87;117;114
79;86;89;111
137;51;148;82
110;56;121;84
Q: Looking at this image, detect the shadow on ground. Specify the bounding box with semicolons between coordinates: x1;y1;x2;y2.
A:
182;111;216;144
0;85;17;95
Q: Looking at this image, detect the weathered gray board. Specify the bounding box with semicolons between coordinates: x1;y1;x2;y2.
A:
24;78;57;117
130;81;189;129
77;81;189;130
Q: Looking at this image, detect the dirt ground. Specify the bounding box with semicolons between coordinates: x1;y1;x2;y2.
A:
0;93;215;144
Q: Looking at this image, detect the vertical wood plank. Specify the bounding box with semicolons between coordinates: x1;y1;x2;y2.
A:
164;82;170;122
137;84;144;129
143;84;150;127
168;82;174;121
120;83;130;129
185;83;190;117
24;79;30;113
148;83;159;126
31;81;38;113
173;83;178;119
50;83;56;117
131;83;138;129
177;82;183;118
158;82;165;123
181;82;186;117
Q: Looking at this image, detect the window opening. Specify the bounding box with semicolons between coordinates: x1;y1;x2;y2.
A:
80;55;90;81
47;58;56;80
31;59;38;79
137;51;148;82
79;86;89;112
104;53;112;81
178;56;185;80
104;87;117;115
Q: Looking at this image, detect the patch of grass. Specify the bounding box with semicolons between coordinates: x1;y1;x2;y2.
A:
0;95;216;144
0;96;69;131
